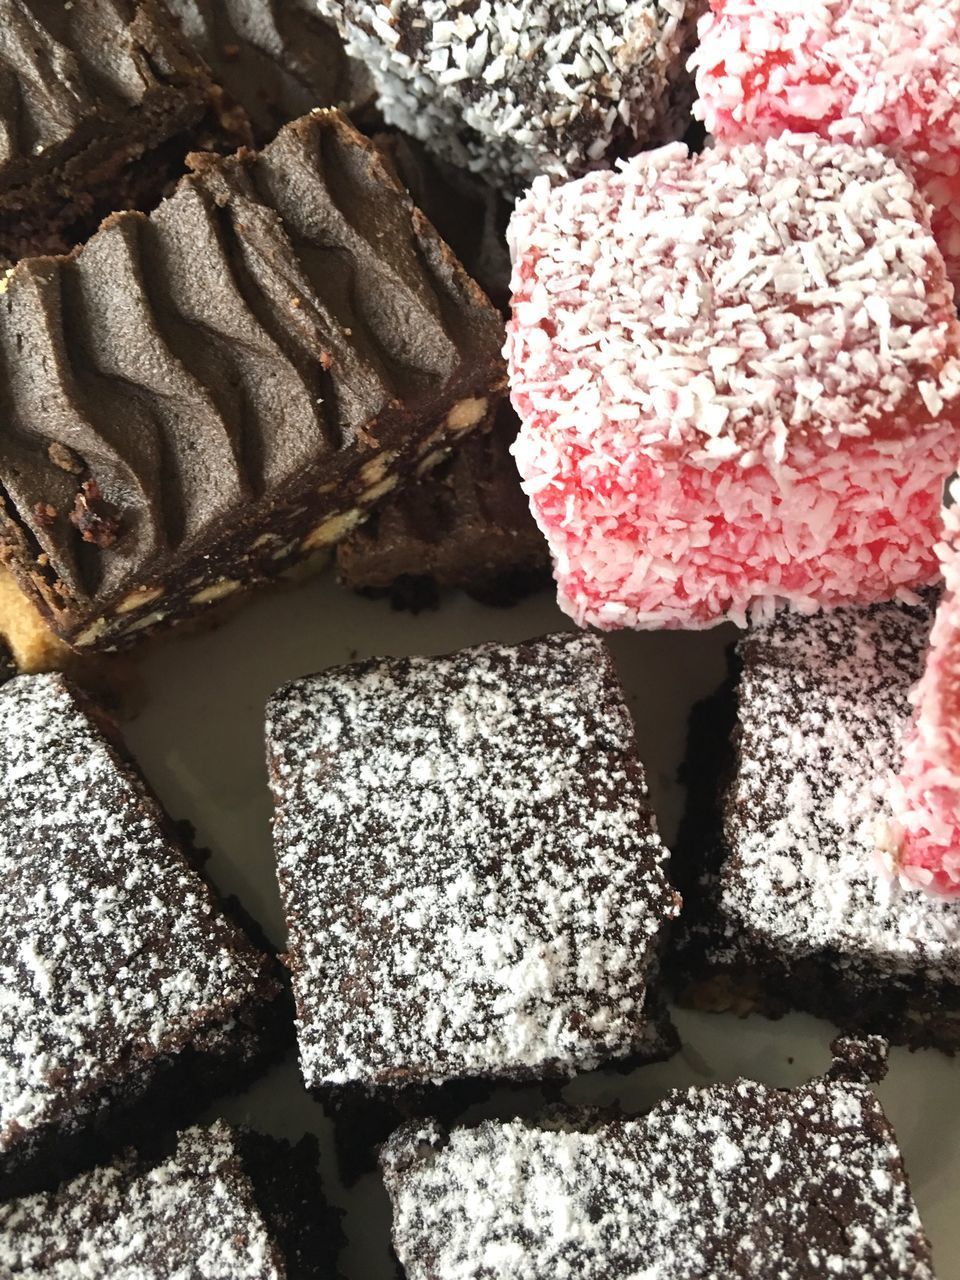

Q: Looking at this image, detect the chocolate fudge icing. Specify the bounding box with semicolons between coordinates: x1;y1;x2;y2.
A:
167;0;374;142
0;109;505;650
0;0;219;260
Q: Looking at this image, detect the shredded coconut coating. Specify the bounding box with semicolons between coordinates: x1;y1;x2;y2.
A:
884;474;960;894
0;675;277;1154
724;599;960;984
691;0;960;289
317;0;699;190
267;632;679;1090
507;133;960;628
381;1067;933;1278
0;1122;283;1278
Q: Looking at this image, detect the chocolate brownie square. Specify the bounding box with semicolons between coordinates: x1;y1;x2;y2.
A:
0;673;284;1198
381;1037;934;1279
0;0;228;262
0;1120;339;1279
267;633;680;1170
0;109;506;652
336;403;550;609
671;595;960;1051
166;0;375;143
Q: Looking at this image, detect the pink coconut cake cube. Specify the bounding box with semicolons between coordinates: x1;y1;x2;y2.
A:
691;0;960;290
507;134;960;630
882;470;960;895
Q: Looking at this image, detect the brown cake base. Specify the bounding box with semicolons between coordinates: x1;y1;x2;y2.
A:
336;407;550;611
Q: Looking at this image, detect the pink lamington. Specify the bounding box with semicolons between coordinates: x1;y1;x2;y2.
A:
882;474;960;896
507;134;960;630
691;0;960;289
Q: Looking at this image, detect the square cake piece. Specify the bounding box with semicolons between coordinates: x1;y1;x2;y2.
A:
318;0;701;190
267;632;680;1096
0;109;505;652
672;595;960;1052
691;0;960;289
508;134;960;630
0;1120;339;1280
0;0;222;262
336;403;550;609
0;673;284;1198
166;0;374;143
381;1038;934;1279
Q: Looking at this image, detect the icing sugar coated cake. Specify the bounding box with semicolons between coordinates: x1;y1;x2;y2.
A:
885;472;960;894
266;632;679;1091
0;673;281;1196
381;1040;933;1279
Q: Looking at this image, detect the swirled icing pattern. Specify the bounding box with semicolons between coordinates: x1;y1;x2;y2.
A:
0;109;505;647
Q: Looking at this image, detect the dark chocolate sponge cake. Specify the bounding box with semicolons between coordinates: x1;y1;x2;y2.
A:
0;109;505;652
0;673;284;1198
671;595;960;1052
381;1038;934;1279
0;1121;340;1279
0;0;226;262
267;631;680;1175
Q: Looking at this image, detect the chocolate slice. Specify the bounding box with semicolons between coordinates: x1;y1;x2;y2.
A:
166;0;375;143
0;109;506;651
336;403;550;609
0;0;229;262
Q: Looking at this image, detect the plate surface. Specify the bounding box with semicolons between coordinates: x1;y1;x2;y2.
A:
121;571;960;1277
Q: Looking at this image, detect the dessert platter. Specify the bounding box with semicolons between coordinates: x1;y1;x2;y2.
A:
0;1;958;1276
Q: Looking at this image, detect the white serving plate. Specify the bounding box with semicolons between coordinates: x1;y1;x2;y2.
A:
121;570;960;1277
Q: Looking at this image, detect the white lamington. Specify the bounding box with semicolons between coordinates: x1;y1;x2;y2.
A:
317;0;701;189
266;631;680;1091
381;1042;933;1279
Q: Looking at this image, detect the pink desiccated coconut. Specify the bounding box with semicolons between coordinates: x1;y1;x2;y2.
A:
507;133;960;630
882;474;960;896
691;0;960;290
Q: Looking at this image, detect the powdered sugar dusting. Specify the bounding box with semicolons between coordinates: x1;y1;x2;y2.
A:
885;473;960;894
724;599;960;980
267;632;679;1089
507;133;960;628
381;1066;933;1278
0;674;277;1153
691;0;960;289
0;1122;282;1278
318;0;698;188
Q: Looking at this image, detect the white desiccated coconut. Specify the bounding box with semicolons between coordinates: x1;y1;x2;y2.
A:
318;0;699;188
